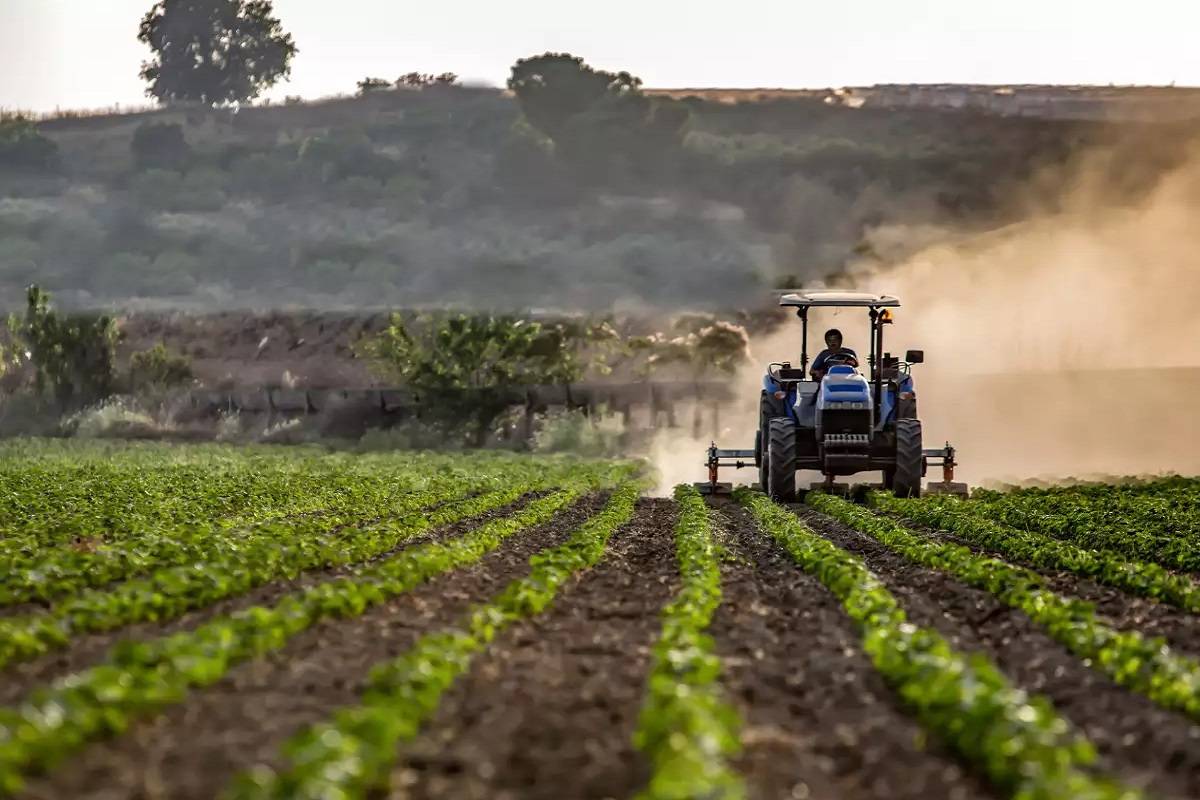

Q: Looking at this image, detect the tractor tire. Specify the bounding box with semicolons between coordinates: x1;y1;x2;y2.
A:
892;418;923;498
767;417;797;503
756;429;769;490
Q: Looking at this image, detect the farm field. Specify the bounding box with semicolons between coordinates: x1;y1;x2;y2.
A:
1;442;1200;799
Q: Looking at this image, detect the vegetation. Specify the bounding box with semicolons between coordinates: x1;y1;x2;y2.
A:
0;445;635;793
128;342;193;388
137;0;298;105
6;47;1183;308
21;286;118;410
633;485;742;799
227;481;641;798
741;488;1139;800
811;492;1200;724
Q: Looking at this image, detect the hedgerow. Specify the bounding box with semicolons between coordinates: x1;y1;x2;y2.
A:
224;480;643;799
810;493;1200;726
632;485;742;800
872;492;1200;612
0;464;635;793
743;489;1140;800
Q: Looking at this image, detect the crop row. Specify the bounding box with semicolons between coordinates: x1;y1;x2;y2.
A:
810;494;1200;724
226;480;642;799
0;451;580;607
963;490;1200;571
0;445;544;553
0;465;634;794
740;490;1139;800
0;460;628;673
631;485;742;800
872;492;1200;612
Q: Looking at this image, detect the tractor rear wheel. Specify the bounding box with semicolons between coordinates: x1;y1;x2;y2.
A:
756;429;769;490
767;417;797;502
893;418;923;498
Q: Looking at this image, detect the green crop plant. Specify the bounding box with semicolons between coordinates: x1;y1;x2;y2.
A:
742;489;1140;800
811;493;1200;726
873;492;1200;612
632;485;743;800
224;480;643;799
0;464;634;794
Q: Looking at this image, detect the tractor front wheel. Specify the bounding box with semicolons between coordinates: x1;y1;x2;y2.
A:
892;418;923;498
767;417;797;502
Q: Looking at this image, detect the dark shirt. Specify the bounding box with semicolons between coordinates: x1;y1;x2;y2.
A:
811;347;858;376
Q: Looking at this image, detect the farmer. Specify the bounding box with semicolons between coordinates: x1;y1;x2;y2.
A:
810;328;858;382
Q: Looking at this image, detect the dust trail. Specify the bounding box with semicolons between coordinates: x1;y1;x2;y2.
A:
854;143;1200;484
650;141;1200;491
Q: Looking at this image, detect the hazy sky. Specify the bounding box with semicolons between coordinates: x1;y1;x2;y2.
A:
3;0;1199;112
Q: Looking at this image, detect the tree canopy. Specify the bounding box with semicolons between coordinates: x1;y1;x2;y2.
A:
137;0;297;105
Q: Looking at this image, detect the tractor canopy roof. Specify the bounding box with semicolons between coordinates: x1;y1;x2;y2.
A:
779;290;900;308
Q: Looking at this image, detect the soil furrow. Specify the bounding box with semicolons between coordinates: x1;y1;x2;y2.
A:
707;500;994;800
12;494;604;800
795;506;1200;800
388;499;678;800
0;492;543;708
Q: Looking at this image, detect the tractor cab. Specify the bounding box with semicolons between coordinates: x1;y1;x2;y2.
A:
700;290;965;500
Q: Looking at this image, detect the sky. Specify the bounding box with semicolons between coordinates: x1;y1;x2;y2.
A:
3;0;1200;113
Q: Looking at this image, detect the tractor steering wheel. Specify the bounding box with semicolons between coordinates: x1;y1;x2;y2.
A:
824;351;859;369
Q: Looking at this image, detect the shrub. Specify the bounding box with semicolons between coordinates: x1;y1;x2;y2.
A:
131;122;190;169
129;343;193;390
0;117;59;172
21;285;118;410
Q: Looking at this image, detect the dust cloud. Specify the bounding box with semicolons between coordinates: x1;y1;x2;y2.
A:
649;141;1200;493
853;143;1200;484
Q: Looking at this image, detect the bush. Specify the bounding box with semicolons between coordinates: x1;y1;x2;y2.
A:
131;122;190;169
130;168;184;210
357;77;392;95
21;285;118;410
129;343;193;390
0;117;59;172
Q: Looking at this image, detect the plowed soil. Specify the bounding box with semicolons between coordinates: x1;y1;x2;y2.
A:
389;499;678;800
708;502;994;800
796;506;1200;800
16;494;607;800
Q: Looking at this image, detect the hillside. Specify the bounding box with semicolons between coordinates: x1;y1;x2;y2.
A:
2;84;1198;312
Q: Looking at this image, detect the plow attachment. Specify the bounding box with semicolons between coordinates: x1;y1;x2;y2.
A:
696;442;755;495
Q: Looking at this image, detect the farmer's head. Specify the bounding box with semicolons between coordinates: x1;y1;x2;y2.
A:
824;328;843;349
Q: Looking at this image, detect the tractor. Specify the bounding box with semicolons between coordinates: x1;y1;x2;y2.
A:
700;290;966;500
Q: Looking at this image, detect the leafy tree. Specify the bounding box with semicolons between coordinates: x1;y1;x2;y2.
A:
21;286;118;409
360;313;601;444
131;121;190;168
138;0;298;105
507;53;642;142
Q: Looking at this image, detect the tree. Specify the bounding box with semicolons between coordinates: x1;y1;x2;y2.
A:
138;0;298;106
21;286;118;410
507;53;642;142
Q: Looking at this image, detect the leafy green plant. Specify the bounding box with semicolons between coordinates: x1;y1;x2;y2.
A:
0;466;635;793
632;485;742;800
224;480;642;799
128;342;193;389
811;492;1200;725
21;285;118;410
742;489;1139;800
873;492;1200;612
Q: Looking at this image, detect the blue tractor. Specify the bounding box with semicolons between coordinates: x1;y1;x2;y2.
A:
701;290;964;500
